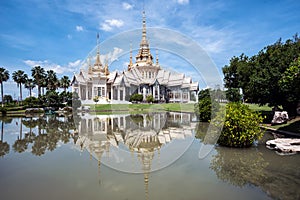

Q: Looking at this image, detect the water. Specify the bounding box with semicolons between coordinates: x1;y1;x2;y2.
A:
0;112;299;200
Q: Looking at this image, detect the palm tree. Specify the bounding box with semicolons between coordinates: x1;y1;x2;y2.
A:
60;76;70;92
24;78;36;97
0;67;10;107
12;70;28;102
31;66;46;97
46;70;59;91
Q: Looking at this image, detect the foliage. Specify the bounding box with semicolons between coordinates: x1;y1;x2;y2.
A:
0;67;10;107
194;89;220;122
3;95;13;104
72;92;82;110
146;95;154;103
130;93;143;102
214;102;264;147
278;57;300;116
24;78;36;97
46;70;59;91
93;96;99;103
60;76;70;92
12;70;28;101
23;96;39;107
222;35;300;115
225;88;242;102
59;91;72;106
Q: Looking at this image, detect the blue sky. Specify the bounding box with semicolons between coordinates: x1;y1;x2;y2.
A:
0;0;299;98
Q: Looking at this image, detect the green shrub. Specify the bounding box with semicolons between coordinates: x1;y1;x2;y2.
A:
146;95;154;103
130;93;143;102
214;102;264;147
23;96;39;107
194;89;220;122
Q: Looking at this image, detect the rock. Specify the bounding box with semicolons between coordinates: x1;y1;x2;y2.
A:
271;111;289;125
266;138;300;154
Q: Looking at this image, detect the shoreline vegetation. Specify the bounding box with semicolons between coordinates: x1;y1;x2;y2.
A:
1;102;299;134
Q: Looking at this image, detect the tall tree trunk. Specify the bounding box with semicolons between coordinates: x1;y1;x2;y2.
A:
20;83;23;102
1;83;3;107
29;88;32;97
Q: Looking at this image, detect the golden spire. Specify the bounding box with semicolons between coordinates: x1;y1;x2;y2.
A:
142;11;147;44
104;56;110;75
136;10;153;64
156;49;159;65
128;42;133;71
94;33;102;68
88;56;93;74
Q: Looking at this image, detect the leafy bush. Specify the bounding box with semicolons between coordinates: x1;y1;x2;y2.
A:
146;95;154;103
23;96;39;107
130;93;143;102
194;89;220;122
215;102;264;147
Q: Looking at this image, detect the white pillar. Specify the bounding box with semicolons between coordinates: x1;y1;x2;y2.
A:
123;87;126;101
153;86;155;99
158;85;160;101
180;90;183;103
173;91;175;103
85;86;88;100
188;91;190;102
143;87;146;101
118;87;120;101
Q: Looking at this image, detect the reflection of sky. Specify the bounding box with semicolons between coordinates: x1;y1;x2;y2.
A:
1;116;299;200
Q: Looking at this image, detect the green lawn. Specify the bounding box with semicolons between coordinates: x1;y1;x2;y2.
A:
88;103;196;114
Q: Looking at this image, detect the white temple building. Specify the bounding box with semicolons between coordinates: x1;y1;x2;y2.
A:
71;11;199;104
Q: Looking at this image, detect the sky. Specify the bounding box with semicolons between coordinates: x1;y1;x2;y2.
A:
0;0;299;99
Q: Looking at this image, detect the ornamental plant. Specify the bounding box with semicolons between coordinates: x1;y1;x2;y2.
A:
215;102;264;147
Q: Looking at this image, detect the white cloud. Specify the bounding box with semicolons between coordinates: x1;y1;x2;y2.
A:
76;25;84;32
100;19;124;31
23;59;82;75
67;34;72;39
177;0;189;5
122;2;133;10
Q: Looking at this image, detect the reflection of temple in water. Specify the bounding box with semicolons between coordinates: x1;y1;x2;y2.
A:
75;112;196;199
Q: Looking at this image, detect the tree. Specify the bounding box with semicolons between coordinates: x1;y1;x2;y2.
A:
0;67;10;107
31;66;46;97
12;70;28;102
278;57;300;116
46;70;59;91
24;78;36;97
60;76;70;92
194;89;220;122
222;34;300;115
3;95;13;105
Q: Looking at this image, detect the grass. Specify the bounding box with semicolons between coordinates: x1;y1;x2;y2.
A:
88;103;196;114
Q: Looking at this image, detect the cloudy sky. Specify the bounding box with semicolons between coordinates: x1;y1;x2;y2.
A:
0;0;299;98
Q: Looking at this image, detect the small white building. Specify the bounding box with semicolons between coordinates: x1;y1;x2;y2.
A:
72;12;199;104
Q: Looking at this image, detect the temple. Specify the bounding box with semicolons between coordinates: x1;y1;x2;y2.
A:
71;11;199;104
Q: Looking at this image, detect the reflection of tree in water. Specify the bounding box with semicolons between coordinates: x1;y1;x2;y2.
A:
210;147;268;187
13;118;28;153
210;146;300;200
0;119;10;157
7;115;78;156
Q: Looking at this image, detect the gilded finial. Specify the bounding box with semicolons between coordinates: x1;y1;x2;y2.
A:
156;49;159;65
128;42;133;71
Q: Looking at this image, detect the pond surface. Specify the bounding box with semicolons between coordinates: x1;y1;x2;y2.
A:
0;112;299;200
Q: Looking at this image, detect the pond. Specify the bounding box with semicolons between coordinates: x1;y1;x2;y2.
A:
0;112;299;200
